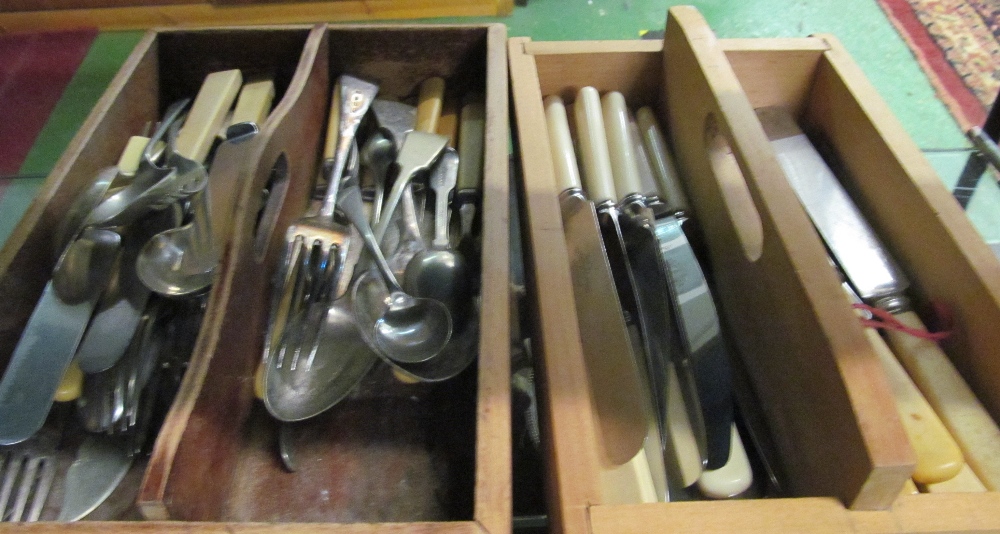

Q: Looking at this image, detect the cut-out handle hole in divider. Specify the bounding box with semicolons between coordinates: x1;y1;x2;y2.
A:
705;113;763;263
254;153;290;261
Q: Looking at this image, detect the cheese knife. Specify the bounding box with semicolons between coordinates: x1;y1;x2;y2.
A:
757;106;998;488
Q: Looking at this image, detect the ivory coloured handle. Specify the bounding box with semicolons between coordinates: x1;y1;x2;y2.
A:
544;95;582;193
863;326;963;484
601;91;642;200
174;69;242;163
573;87;615;204
636;106;689;213
885;310;1000;490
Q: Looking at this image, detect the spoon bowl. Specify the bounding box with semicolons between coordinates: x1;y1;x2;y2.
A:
264;299;377;422
136;185;216;297
354;268;474;381
51;228;123;304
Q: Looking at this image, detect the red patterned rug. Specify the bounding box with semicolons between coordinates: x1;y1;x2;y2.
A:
877;0;1000;131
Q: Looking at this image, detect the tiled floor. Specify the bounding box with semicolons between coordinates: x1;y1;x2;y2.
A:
2;0;998;245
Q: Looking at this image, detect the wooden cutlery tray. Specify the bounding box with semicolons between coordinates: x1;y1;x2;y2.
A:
0;22;510;532
511;6;1000;533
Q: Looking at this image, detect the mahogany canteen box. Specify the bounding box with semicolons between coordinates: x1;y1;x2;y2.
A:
510;5;1000;533
0;22;511;532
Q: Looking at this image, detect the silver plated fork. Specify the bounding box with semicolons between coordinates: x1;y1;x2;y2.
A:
0;434;57;522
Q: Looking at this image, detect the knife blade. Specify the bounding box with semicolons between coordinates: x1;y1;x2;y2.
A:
544;94;650;468
0;228;121;445
57;435;133;521
758;105;1000;489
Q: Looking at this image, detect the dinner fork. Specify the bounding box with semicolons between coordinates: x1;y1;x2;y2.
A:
0;433;57;522
261;75;377;367
273;143;363;373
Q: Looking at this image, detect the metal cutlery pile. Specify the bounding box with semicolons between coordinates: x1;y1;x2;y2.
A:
544;88;758;502
0;69;275;521
259;74;484;460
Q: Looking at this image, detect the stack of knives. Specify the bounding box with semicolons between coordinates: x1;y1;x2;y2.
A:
545;87;761;502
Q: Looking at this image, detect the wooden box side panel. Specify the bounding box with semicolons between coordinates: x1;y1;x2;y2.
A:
0;31;158;374
471;23;512;534
138;25;328;521
802;38;1000;422
662;6;912;510
507;36;602;534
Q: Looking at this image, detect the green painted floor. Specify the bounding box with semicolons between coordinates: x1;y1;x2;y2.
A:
3;0;998;246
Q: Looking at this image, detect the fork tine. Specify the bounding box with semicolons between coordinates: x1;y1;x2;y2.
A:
0;451;18;519
25;457;54;522
9;454;39;521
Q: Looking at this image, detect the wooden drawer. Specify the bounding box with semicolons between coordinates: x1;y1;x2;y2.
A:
0;22;510;532
510;5;1000;533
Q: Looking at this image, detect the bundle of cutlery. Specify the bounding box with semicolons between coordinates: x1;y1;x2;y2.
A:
0;69;276;520
258;74;486;469
543;87;763;503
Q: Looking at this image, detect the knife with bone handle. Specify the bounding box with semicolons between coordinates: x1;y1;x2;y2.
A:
573;88;689;499
636;106;689;216
843;280;964;484
600;89;736;471
632;105;762;497
544;94;651;470
758;105;1000;490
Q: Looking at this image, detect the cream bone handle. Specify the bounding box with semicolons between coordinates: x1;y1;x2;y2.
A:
457;98;486;192
230;79;275;127
697;423;754;499
174;69;243;164
861;320;964;485
455;98;486;242
544;96;582;192
600;91;644;203
208;79;276;249
636;106;690;214
628;110;660;201
574;87;616;204
416;77;446;134
885;310;1000;491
